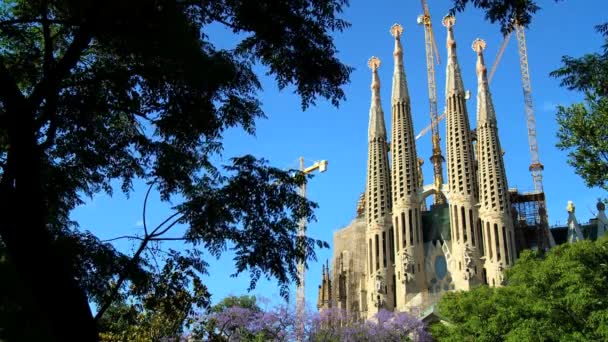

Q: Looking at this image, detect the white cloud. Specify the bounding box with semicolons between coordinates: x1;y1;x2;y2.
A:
135;220;144;227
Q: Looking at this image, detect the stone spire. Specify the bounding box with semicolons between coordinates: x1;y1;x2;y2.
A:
597;199;607;239
566;201;584;243
444;15;465;99
442;15;482;290
473;38;515;287
390;24;409;102
365;56;393;316
317;262;332;310
368;57;387;141
389;24;425;310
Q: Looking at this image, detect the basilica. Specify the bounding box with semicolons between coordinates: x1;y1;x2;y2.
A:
318;15;553;320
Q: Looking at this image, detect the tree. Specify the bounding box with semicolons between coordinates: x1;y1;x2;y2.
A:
551;23;608;194
430;237;608;341
450;0;564;34
97;250;210;342
0;0;350;340
195;300;430;342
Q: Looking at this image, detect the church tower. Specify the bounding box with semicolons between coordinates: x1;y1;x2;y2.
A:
472;39;516;286
365;56;394;316
389;24;426;310
317;262;332;310
442;15;482;290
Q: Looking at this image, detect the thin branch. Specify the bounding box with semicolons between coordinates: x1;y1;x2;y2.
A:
142;180;156;236
96;209;184;321
102;235;145;243
149;211;183;237
210;16;243;31
150;237;189;241
151;215;184;238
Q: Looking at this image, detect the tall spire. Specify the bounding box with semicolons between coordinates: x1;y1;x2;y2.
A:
473;38;515;287
442;15;482;290
443;15;465;97
389;23;425;310
365;56;393;315
368;57;387;141
390;24;409;102
473;39;496;125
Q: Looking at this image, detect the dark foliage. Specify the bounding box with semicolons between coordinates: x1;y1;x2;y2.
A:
0;0;350;340
450;0;563;34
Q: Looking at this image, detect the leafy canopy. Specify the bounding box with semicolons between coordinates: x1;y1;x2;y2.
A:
431;237;608;341
450;0;563;34
0;0;351;340
551;23;608;193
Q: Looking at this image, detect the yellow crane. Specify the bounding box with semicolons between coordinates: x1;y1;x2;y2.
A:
417;0;445;205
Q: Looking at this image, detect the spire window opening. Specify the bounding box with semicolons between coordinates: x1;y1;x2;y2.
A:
375;234;380;270
382;232;387;268
494;224;500;261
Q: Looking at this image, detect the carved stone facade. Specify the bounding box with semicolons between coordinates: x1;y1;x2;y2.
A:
472;38;516;287
365;56;394;316
318;19;523;319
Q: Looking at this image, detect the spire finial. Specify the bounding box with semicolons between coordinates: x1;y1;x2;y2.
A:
443;14;457;55
368;56;381;73
368;56;381;105
442;14;456;29
472;38;486;54
472;38;488;77
390;24;404;60
390;23;404;39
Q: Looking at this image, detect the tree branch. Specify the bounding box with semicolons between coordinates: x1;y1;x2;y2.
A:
101;235;144;243
142;181;156;236
0;60;27;122
150;237;188;241
95;209;185;321
29;24;92;110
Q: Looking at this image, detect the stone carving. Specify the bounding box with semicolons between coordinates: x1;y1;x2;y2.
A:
374;272;386;307
463;243;476;280
356;192;366;218
497;262;505;285
401;251;415;284
375;272;385;293
597;198;605;212
567;200;575;213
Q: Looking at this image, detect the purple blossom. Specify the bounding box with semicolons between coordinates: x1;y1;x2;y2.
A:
197;298;430;341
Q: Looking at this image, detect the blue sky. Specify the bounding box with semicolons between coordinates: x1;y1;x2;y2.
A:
72;1;608;312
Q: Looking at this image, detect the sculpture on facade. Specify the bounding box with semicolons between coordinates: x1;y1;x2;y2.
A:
401;251;415;283
463;243;476;280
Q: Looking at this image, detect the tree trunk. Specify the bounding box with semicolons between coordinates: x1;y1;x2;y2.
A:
0;104;99;341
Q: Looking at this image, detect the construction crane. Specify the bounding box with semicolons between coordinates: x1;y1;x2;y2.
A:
415;34;501;142
473;24;555;249
417;0;445;205
295;157;327;342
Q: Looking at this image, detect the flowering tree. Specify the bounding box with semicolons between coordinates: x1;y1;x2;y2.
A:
195;297;430;341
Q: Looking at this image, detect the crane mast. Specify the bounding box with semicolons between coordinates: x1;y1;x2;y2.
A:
418;0;445;205
514;25;544;192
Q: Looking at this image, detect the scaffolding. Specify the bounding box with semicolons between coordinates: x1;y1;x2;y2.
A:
508;188;553;253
